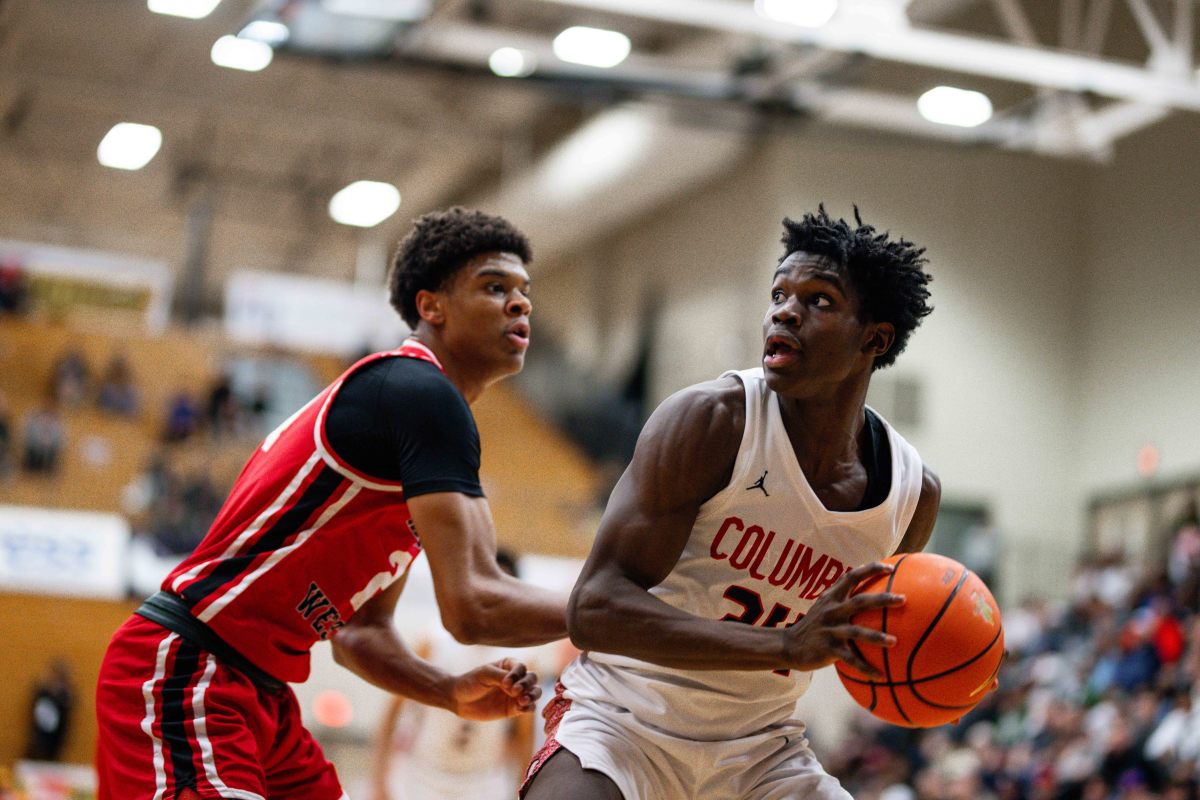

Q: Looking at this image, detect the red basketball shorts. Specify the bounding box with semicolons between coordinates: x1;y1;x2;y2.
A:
96;615;345;800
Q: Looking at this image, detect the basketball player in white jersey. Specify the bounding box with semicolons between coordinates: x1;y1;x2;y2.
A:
522;206;942;800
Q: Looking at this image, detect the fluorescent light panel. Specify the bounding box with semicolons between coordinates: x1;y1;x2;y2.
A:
147;0;222;19
211;35;274;71
320;0;431;21
239;20;290;46
754;0;839;28
489;47;536;78
97;123;163;171
552;26;631;69
329;181;401;228
917;86;994;127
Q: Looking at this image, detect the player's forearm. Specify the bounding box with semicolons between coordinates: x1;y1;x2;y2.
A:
442;575;567;647
569;572;787;671
331;625;456;711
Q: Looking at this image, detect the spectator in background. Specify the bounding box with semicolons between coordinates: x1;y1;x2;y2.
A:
0;390;11;478
24;659;75;761
22;401;64;475
206;374;239;438
96;353;139;417
246;384;271;435
1170;498;1200;602
0;260;28;314
162;391;199;443
49;348;90;408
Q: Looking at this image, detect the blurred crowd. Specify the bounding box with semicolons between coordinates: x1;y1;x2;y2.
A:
829;502;1200;800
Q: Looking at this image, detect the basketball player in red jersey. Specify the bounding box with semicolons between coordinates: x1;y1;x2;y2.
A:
523;207;943;799
96;208;567;800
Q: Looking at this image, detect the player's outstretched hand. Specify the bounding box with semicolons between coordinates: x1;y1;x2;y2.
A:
449;658;542;721
781;561;905;677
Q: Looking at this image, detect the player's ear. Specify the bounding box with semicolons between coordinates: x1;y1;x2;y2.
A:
415;289;446;326
863;322;895;359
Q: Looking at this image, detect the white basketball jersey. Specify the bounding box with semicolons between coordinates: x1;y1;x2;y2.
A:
563;368;925;740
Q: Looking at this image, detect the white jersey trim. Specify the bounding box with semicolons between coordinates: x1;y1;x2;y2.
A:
196;482;362;623
140;632;177;800
171;451;324;594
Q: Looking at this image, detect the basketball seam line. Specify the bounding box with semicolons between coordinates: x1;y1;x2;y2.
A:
835;625;1003;688
882;555;909;724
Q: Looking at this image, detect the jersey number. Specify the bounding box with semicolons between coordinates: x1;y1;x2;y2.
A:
720;584;802;677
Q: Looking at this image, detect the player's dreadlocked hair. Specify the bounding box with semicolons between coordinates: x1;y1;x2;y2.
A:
389;207;532;328
780;205;932;370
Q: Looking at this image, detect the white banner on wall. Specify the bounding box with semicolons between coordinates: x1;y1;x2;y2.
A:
0;239;173;332
0;505;130;600
224;269;409;357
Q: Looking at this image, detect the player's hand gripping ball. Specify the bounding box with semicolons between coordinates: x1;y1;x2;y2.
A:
835;552;1004;728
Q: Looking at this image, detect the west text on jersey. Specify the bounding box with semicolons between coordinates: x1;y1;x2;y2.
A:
296;581;345;639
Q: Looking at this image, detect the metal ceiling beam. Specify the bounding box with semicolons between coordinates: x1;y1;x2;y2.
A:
534;0;1200;111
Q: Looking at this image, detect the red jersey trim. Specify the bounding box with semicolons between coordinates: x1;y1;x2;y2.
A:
311;339;445;493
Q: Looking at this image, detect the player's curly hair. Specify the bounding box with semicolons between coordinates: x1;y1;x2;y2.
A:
389;207;532;328
780;205;932;370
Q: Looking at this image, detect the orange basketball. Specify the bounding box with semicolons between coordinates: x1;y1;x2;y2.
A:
835;552;1004;728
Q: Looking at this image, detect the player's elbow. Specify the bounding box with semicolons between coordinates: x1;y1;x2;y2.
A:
441;611;487;645
440;582;506;645
566;578;612;651
329;628;359;669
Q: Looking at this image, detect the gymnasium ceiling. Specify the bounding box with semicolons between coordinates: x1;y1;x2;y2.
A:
1;0;1197;289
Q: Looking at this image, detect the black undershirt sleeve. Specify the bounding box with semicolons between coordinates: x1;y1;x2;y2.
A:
858;408;893;511
324;357;484;498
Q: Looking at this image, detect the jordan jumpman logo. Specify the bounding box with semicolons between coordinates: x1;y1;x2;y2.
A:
746;470;769;497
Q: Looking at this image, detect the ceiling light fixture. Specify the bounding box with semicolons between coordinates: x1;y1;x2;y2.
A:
211;35;274;71
329;181;402;228
917;86;994;127
147;0;222;20
238;20;290;46
489;47;536;78
97;123;163;171
320;0;431;21
552;26;631;69
754;0;839;28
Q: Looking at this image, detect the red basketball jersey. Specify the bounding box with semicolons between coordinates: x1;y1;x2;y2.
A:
162;341;442;683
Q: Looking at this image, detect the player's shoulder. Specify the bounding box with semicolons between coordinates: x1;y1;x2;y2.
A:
642;374;745;458
919;463;941;503
367;355;462;403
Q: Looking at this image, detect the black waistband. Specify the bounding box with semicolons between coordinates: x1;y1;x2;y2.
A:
136;591;286;694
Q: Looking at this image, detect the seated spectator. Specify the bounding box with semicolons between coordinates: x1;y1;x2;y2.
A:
206;375;239;439
96;353;139;417
49;348;90;408
0;260;28;314
22;402;64;475
0;390;11;478
162;392;199;443
23;659;75;762
246;384;271;434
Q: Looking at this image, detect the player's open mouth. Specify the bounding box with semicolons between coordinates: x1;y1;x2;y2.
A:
506;322;530;349
764;334;800;369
